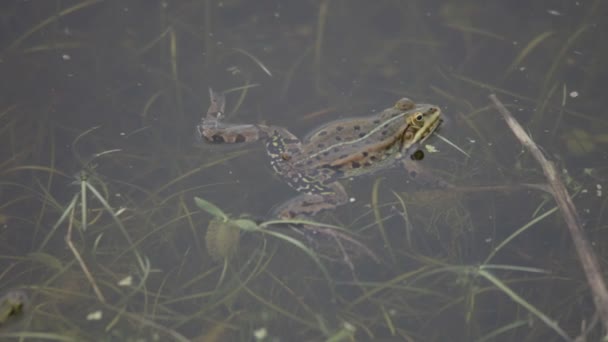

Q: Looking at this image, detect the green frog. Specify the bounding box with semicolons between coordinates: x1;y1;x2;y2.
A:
196;89;442;220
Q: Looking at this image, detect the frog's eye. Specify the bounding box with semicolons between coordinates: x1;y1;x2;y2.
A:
396;98;415;111
415;113;424;122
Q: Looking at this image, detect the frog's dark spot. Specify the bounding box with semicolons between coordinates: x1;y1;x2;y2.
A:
363;162;372;167
336;126;344;131
353;125;361;131
315;155;322;161
323;151;330;156
362;152;369;157
358;132;366;138
335;136;342;141
381;130;388;136
373;119;381;124
318;131;328;136
235;134;246;143
383;124;389;129
370;156;377;161
351;161;361;168
317;143;325;148
211;134;225;143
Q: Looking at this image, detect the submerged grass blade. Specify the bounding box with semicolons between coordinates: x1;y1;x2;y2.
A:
371;178;395;262
38;194;78;251
194;197;228;221
434;132;471;158
4;0;104;53
391;190;413;247
503;30;555;80
0;332;79;341
232;48;273;77
540;25;589;95
85;181;146;271
260;228;335;296
478;269;571;341
483;206;557;264
475;320;528;342
444;23;505;40
314;0;329;91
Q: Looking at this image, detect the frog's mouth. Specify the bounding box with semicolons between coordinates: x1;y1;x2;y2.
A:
412;107;442;145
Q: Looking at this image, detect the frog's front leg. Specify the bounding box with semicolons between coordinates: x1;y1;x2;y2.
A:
272;182;348;219
401;158;453;189
196;88;269;144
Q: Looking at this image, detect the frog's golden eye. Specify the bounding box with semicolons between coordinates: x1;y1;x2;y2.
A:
395;98;415;111
415;113;424;122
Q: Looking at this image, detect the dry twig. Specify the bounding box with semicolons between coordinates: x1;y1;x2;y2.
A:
490;94;608;336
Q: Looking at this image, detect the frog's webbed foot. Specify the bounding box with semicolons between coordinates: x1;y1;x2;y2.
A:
297;226;380;268
206;88;226;120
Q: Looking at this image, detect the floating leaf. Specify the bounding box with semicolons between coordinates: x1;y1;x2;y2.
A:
205;218;240;262
194;197;228;221
0;290;28;324
86;310;103;321
27;252;64;271
117;275;132;287
564;128;594;155
233;219;259;232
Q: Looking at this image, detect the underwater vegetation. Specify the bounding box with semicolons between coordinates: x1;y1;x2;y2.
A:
0;0;607;341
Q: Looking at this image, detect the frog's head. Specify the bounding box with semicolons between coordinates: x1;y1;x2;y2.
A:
406;103;442;144
396;99;442;152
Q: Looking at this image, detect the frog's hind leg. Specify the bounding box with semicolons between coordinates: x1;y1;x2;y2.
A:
196;88;270;144
271;183;379;268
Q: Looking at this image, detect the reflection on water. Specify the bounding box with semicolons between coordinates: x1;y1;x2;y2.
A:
0;0;606;340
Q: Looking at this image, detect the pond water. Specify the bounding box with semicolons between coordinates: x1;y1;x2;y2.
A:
0;1;606;341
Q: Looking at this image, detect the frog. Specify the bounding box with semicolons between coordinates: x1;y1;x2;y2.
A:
196;89;442;221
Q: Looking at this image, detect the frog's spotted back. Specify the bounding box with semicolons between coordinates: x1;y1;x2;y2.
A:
267;131;335;196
